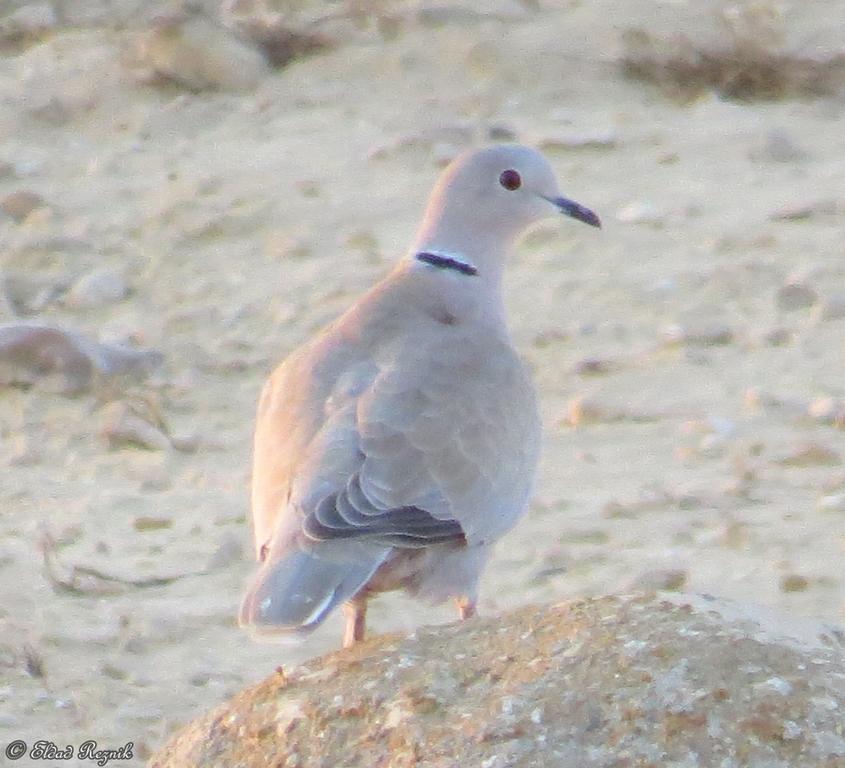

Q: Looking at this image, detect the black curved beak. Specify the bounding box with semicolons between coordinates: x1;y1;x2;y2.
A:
547;196;602;228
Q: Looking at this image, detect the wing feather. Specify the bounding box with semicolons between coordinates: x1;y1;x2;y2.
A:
252;279;541;558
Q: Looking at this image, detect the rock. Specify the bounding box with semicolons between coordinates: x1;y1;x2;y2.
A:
0;323;163;394
763;326;791;346
807;397;845;426
0;190;46;222
133;516;173;532
0;2;57;46
751;128;809;163
64;268;129;309
661;322;734;347
780;574;809;593
486;122;518;141
564;395;658;427
776;282;818;311
130;14;269;92
770;199;838;221
615;200;665;226
573;357;617;376
220;1;333;68
626;568;688;591
1;272;67;315
531;328;568;348
150;594;845;768
818;493;845;513
698;432;728;458
564;395;616;426
263;231;311;261
26;96;71;126
99;401;170;451
775;443;841;468
170;432;202;453
206;532;244;570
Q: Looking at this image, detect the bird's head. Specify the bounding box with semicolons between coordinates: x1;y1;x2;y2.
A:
413;144;600;280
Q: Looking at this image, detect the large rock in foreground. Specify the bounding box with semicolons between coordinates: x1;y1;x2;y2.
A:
151;594;845;767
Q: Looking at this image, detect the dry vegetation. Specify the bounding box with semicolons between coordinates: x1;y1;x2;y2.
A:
621;4;845;101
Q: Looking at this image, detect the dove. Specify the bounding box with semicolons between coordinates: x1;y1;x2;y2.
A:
239;144;600;648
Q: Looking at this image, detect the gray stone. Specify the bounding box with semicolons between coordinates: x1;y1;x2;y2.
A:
64;267;129;309
129;14;269;92
776;282;818;311
149;594;845;768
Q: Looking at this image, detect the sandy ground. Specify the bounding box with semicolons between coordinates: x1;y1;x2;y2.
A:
1;0;844;763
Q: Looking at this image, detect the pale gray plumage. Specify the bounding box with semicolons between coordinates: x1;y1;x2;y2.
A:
239;144;600;646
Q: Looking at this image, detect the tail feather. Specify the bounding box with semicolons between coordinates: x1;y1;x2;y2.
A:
239;547;387;634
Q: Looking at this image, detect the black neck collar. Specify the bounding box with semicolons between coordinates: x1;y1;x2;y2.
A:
415;251;478;276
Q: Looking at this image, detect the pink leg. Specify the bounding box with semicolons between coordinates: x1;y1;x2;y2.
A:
456;596;476;621
342;597;368;648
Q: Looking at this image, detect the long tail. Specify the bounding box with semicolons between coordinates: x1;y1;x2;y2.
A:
238;546;387;634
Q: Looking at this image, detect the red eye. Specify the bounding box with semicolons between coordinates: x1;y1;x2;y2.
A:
499;169;521;191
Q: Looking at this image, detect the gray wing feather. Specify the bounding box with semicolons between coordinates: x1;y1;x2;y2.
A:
302;477;465;548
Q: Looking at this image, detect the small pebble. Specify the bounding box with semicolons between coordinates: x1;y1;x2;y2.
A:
751;128;809;163
133;516;172;531
189;671;211;687
627;568;688;592
817;493;845;513
99;402;170;451
263;231;312;260
573;357;616;376
776;443;841;468
780;574;809;593
207;532;244;570
763;327;791;346
564;396;614;426
1;190;46;222
616;201;665;227
487;123;518;141
770;199;837;221
661;323;734;347
171;432;203;453
64;268;129;309
0;324;163;393
776;282;818;311
807;397;845;426
698;433;727;458
760;676;793;696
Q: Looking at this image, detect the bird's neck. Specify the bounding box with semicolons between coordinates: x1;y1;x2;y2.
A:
394;240;509;331
407;226;510;290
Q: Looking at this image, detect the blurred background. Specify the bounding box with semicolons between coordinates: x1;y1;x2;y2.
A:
1;0;844;761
